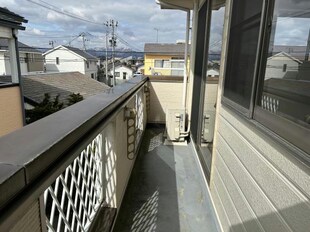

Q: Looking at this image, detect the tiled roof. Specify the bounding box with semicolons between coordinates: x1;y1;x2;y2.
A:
22;72;110;105
0;7;27;30
62;46;98;60
144;43;191;56
0;38;41;53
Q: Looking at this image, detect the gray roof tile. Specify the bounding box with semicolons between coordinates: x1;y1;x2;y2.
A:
22;72;110;105
144;43;190;56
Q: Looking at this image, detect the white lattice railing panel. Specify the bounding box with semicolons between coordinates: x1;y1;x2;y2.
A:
261;94;279;114
44;134;103;232
135;90;144;146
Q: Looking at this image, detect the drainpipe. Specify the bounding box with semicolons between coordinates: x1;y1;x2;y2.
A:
12;29;26;126
181;10;190;134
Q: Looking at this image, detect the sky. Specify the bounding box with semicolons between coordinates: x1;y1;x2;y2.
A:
0;0;225;52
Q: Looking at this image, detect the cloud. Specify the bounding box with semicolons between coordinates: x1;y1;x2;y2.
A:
1;0;225;52
31;28;45;35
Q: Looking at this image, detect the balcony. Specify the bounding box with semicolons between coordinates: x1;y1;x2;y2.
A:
0;76;220;232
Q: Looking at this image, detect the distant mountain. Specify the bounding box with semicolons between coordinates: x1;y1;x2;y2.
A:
87;47;144;59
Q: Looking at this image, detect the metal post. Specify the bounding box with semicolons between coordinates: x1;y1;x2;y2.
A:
305;29;310;61
105;28;108;84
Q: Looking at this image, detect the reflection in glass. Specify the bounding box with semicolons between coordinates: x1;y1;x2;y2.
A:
260;0;310;128
200;7;225;172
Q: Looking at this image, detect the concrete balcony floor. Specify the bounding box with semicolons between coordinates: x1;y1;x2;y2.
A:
113;125;219;232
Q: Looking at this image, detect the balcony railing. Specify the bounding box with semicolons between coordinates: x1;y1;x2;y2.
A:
0;76;148;232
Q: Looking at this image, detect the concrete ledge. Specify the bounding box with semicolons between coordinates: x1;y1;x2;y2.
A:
0;164;26;210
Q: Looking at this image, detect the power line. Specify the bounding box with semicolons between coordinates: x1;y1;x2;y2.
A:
26;0;108;26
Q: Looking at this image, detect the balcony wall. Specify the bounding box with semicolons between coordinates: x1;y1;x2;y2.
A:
0;77;147;232
148;75;219;124
0;84;23;136
148;76;184;124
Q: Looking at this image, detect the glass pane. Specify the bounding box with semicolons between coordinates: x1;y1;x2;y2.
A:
171;70;183;76
200;6;225;173
171;61;184;68
154;60;162;68
163;60;170;68
259;0;310;128
223;0;264;109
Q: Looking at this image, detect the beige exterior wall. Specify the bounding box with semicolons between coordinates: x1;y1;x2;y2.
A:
10;199;42;232
148;80;184;123
210;0;310;231
0;86;23;137
101;87;147;209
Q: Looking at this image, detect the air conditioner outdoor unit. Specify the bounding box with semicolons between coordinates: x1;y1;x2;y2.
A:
165;109;186;141
201;111;216;143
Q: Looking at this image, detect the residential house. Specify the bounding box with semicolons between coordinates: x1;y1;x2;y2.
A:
273;45;309;61
0;39;43;75
0;7;27;137
22;72;110;108
1;0;310;232
44;45;98;79
109;64;134;80
265;51;302;80
144;43;189;76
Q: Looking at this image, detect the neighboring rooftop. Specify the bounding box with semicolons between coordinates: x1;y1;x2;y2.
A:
0;7;27;30
0;38;41;53
44;45;98;61
144;43;191;56
22;72;110;105
273;45;308;60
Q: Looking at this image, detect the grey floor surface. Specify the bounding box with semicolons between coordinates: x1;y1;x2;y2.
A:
113;126;219;232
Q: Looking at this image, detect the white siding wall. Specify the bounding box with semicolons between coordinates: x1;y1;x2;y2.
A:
210;107;310;231
110;66;133;80
0;52;6;75
84;60;98;79
0;52;28;75
45;49;85;74
265;56;299;80
209;1;310;231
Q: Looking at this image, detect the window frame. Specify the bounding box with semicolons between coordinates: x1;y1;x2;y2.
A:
253;0;310;154
221;0;268;118
221;0;310;155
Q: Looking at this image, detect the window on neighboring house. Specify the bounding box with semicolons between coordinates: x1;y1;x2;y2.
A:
171;70;183;76
123;72;127;79
115;72;120;77
154;60;170;68
171;60;184;69
86;61;89;69
91;73;94;79
282;64;287;72
56;57;59;65
223;0;264;111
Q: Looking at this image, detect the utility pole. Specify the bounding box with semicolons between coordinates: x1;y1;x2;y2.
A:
105;23;109;84
49;40;56;48
108;19;118;86
154;28;159;43
80;32;89;51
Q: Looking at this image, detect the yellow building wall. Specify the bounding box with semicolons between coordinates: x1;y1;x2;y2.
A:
144;54;173;75
0;86;23;137
144;54;190;76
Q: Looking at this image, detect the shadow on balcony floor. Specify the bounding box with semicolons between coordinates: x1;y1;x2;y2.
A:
113;125;218;232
